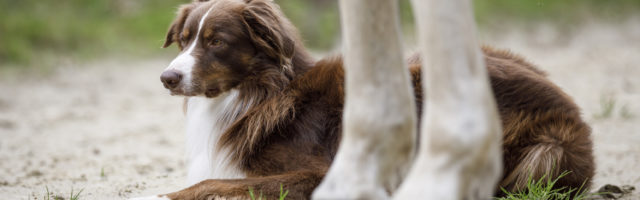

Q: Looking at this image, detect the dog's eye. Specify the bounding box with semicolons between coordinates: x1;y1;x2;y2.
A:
210;39;223;47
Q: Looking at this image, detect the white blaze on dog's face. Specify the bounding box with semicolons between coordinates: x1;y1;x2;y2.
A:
160;0;296;98
162;5;213;96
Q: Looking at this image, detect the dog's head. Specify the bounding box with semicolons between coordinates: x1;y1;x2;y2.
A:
160;0;297;98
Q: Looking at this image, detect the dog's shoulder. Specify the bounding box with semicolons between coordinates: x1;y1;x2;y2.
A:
287;55;345;104
481;46;547;77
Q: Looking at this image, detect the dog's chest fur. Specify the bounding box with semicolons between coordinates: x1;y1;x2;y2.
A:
184;91;247;184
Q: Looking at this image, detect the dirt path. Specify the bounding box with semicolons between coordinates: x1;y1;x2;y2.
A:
1;21;639;199
0;59;187;199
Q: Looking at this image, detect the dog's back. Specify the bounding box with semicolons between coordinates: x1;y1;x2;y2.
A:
274;48;595;195
406;47;594;194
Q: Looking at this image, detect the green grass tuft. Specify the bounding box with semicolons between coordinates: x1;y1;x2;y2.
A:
595;95;617;119
44;186;50;200
248;187;263;200
69;188;83;200
248;183;289;200
279;184;289;200
495;171;595;200
40;186;83;200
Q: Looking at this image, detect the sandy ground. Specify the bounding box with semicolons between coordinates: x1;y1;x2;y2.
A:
1;21;639;199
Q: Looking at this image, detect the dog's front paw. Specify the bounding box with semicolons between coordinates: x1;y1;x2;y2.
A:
128;195;171;200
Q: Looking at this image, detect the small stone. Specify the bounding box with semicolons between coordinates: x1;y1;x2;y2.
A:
0;119;14;129
597;184;625;199
621;185;635;194
27;170;43;177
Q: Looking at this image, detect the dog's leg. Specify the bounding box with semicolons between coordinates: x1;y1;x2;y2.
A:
393;0;503;199
130;170;324;200
312;0;416;199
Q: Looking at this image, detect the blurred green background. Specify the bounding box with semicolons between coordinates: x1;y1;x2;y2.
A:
0;0;638;68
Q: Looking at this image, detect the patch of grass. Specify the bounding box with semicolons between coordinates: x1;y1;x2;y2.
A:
594;95;635;120
248;183;289;200
247;187;264;200
44;186;51;200
595;95;617;119
278;184;289;200
496;171;595;200
278;0;339;50
0;0;182;67
41;186;83;200
2;0;639;68
68;188;83;200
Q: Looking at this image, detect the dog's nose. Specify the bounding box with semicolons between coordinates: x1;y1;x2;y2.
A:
161;70;183;89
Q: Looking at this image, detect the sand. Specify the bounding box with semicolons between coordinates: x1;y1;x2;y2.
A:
0;21;638;199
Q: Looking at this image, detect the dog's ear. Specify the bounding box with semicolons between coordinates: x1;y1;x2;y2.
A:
163;4;196;49
242;0;295;66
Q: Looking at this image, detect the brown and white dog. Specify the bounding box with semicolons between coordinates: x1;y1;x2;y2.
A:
133;0;594;199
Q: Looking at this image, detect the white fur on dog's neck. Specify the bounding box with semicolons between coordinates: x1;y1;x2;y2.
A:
184;90;249;185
